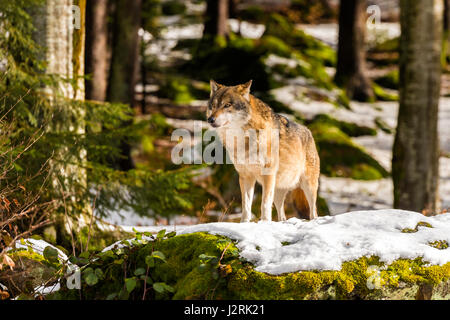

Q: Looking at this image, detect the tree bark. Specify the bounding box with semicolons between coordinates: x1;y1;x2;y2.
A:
107;0;142;105
204;0;229;38
444;0;450;60
445;0;450;31
334;0;374;102
106;0;142;171
73;0;86;100
85;0;110;101
30;0;91;240
392;0;443;214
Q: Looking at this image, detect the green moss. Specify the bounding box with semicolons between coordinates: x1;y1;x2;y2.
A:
264;13;336;67
374;70;399;90
308;122;388;180
401;221;433;233
371;37;399;54
428;240;449;250
51;232;450;300
417;221;433;228
157;77;209;104
182;20;337;99
228;255;450;300
373;83;398;102
309;114;377;137
1;248;62;297
258;35;293;58
182;38;274;92
375;117;394;134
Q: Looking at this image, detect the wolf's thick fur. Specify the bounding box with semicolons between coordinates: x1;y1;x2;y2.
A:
207;80;320;221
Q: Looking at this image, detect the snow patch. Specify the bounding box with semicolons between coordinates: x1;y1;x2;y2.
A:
179;210;450;274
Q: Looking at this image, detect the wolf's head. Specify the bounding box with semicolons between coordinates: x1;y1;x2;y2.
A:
206;80;252;128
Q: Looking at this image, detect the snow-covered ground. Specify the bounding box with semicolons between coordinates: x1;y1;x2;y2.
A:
299;22;400;50
179;209;450;274
273;83;450;214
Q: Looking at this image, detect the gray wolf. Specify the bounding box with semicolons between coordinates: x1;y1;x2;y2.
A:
207;80;320;221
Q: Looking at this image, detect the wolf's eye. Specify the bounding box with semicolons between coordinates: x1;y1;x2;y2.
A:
223;103;232;108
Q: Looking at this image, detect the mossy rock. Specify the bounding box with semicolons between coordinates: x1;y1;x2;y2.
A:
181;39;274;92
263;13;336;67
258;35;293;58
371;37;399;54
373;83;398;102
157;76;210;104
308;122;389;180
308;114;377;138
52;232;450;300
374;70;399;90
182;25;336;95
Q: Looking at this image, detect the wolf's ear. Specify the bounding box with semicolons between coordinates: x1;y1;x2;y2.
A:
238;80;252;101
210;80;222;97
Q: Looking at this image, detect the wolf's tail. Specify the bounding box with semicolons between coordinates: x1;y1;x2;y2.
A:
292;188;313;220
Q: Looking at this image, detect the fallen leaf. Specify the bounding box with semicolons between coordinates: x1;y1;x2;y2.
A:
2;254;15;270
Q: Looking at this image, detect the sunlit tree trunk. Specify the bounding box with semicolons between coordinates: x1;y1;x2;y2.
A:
31;0;90;242
335;0;374;101
392;0;443;214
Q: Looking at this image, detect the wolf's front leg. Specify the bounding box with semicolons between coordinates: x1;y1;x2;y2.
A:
261;174;276;221
239;176;256;222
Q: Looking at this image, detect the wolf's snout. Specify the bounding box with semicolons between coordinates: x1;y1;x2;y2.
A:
207;116;218;127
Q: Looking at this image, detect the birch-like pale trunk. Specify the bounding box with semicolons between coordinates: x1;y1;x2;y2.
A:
32;0;90;227
392;0;443;214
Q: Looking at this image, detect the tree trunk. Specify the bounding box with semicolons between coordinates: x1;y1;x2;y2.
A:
204;0;229;38
334;0;374;102
392;0;443;214
73;0;86;100
85;0;110;101
31;0;90;241
107;0;142;105
444;0;450;61
445;0;449;32
106;0;142;171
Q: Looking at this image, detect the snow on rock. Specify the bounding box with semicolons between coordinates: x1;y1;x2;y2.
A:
179;210;450;275
12;238;69;263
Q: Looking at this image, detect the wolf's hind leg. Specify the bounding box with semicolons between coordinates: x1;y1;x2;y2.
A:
239;175;256;222
300;177;318;219
274;189;288;222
